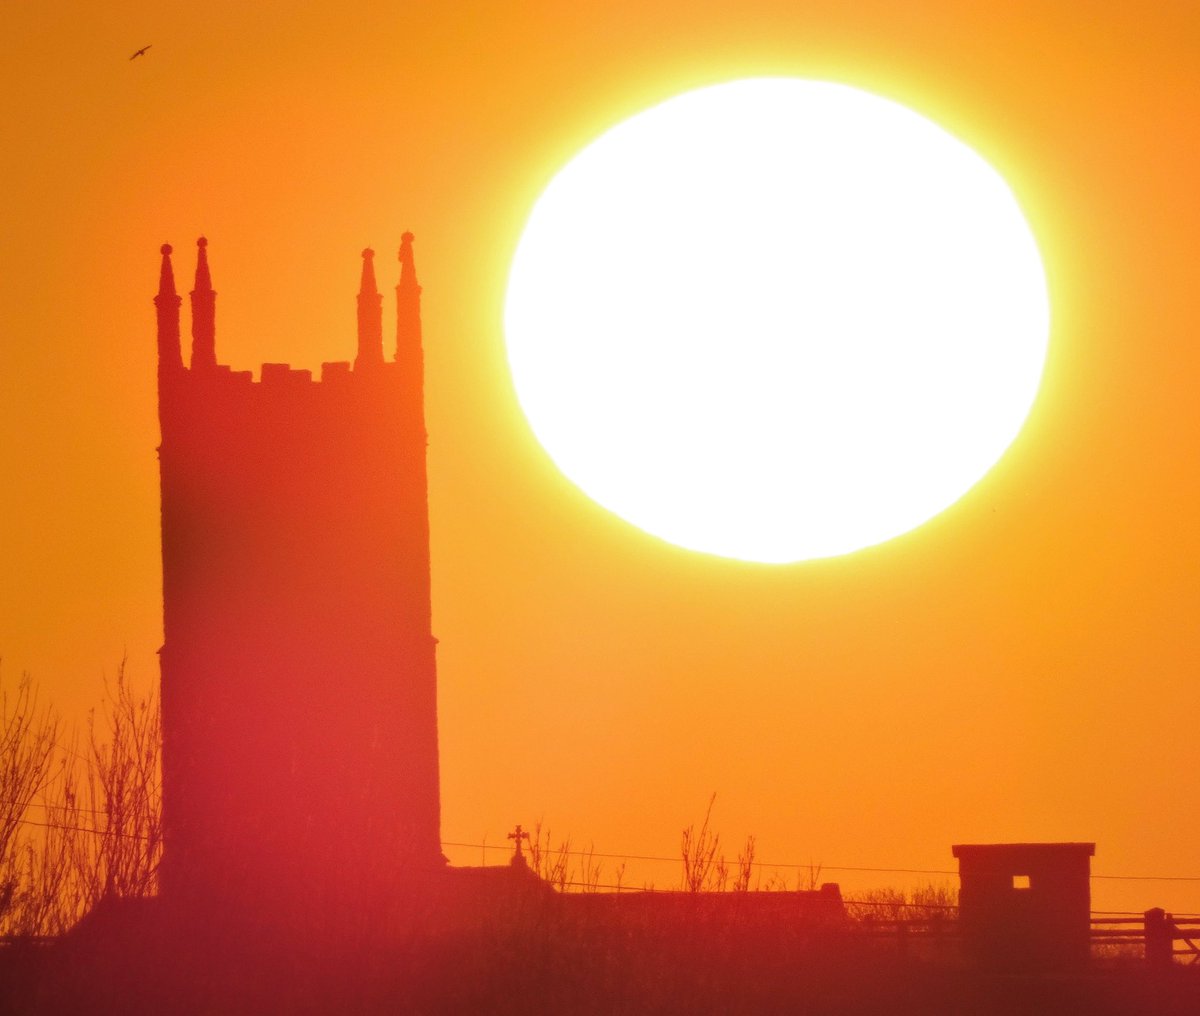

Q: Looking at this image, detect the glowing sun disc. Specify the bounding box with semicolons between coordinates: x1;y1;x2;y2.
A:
505;78;1049;563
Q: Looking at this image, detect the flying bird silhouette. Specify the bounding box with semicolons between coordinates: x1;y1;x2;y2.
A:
129;45;152;60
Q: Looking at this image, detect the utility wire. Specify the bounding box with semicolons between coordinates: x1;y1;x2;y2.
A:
14;815;155;842
7;822;1200;919
4;798;109;818
442;840;1200;884
10;820;1200;884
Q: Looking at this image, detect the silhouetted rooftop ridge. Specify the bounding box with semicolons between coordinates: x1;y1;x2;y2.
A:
953;843;1096;857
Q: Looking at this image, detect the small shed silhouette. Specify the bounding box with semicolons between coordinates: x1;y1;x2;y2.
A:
953;842;1094;970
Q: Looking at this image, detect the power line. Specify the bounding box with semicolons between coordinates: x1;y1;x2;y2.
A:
445;840;949;874
1092;873;1200;883
443;841;1200;884
450;841;953;877
555;880;659;893
9;820;1200;885
2;797;109;818
8;818;1200;912
843;898;956;911
13;815;155;842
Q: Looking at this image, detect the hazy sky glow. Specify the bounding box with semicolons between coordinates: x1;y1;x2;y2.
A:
2;2;1200;914
506;79;1049;562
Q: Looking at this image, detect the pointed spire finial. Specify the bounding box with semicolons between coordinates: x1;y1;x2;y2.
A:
158;244;177;296
360;247;379;293
355;246;384;370
190;236;217;370
195;235;212;285
398;232;419;291
155;243;183;374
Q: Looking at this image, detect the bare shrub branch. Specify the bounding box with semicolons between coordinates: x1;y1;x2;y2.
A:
0;671;59;862
680;793;720;892
74;659;163;905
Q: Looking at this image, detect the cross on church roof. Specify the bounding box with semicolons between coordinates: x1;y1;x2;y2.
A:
508;824;530;868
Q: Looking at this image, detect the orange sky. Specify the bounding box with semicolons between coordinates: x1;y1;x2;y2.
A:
3;1;1199;913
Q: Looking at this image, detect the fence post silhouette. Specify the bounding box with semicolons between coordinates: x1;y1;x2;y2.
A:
1144;908;1172;968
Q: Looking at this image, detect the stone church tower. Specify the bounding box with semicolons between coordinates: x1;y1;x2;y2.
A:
154;236;442;915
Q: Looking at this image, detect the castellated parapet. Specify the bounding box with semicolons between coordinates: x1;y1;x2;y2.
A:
155;236;442;919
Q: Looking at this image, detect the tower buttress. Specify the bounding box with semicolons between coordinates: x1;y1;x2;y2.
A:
155;244;183;374
355;248;384;370
190;236;217;370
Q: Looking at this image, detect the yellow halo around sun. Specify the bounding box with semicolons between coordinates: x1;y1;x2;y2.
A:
505;78;1050;563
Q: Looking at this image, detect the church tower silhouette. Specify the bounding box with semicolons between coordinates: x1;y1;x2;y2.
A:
155;236;443;915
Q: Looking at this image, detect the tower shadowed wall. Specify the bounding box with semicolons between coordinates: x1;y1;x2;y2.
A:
155;236;442;917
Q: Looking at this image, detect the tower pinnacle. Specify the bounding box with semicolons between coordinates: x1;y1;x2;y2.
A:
155;243;183;373
355;247;384;370
395;232;422;363
190;237;217;371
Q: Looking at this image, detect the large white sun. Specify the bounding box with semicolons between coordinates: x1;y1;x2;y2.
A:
505;78;1049;563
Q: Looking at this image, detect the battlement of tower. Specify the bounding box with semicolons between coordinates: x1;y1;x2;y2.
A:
171;359;397;386
154;236;423;395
